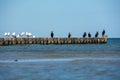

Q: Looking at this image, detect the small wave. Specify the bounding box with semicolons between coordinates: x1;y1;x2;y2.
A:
0;58;120;63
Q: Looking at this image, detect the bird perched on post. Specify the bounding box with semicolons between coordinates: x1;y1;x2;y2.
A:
4;32;8;38
25;32;32;38
32;35;36;38
83;32;86;38
102;29;105;37
25;32;29;38
7;32;10;38
68;32;71;38
88;32;91;38
12;32;16;38
19;32;25;38
4;32;10;38
28;33;32;37
95;31;99;38
51;31;54;38
16;34;20;38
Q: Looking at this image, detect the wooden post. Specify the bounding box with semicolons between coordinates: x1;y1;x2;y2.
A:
0;37;108;46
0;38;4;46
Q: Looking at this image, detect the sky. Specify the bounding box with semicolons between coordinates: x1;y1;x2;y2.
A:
0;0;120;38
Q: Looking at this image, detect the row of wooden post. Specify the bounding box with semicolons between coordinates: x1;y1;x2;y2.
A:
0;36;107;46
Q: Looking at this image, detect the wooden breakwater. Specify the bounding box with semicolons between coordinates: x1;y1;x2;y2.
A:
0;36;107;46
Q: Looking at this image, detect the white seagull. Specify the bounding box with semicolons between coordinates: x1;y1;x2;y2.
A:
4;32;8;38
16;34;20;38
4;32;10;38
7;32;10;37
25;32;32;38
20;32;25;37
12;32;16;38
32;35;36;38
28;33;32;37
25;32;29;37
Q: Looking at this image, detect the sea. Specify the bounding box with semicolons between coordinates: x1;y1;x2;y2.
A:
0;38;120;80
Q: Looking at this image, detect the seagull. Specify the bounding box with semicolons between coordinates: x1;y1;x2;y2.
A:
4;32;8;38
32;35;36;38
20;32;25;37
25;32;29;37
7;32;10;37
12;32;16;38
28;33;32;37
25;32;32;38
4;32;10;38
16;34;20;38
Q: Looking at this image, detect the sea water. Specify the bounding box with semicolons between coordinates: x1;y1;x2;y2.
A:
0;38;120;80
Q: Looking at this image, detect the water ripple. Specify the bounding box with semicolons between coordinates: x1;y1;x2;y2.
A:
0;57;120;63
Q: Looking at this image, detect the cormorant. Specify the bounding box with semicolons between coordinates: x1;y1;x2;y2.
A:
102;29;105;37
95;31;98;38
83;32;86;38
51;31;54;38
88;32;91;38
68;32;71;38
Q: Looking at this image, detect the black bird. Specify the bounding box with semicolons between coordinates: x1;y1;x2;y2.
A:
14;59;18;62
88;32;91;38
95;31;99;38
102;29;105;37
51;31;54;38
68;32;71;38
83;32;86;38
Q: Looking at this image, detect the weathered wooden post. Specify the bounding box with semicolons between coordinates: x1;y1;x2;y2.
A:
71;38;73;44
0;38;4;46
53;38;57;44
47;38;49;44
67;38;72;44
16;38;21;44
36;38;40;44
43;38;47;44
77;38;80;44
21;38;25;44
83;38;86;44
49;38;54;44
12;38;17;45
8;38;12;45
63;38;67;44
91;38;94;43
29;38;33;44
103;35;107;43
4;38;9;45
32;38;36;44
25;38;28;44
88;38;92;44
57;38;61;44
80;38;83;44
61;38;64;44
40;38;43;44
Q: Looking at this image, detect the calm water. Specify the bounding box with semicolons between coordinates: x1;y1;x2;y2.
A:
0;38;120;80
0;38;120;52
